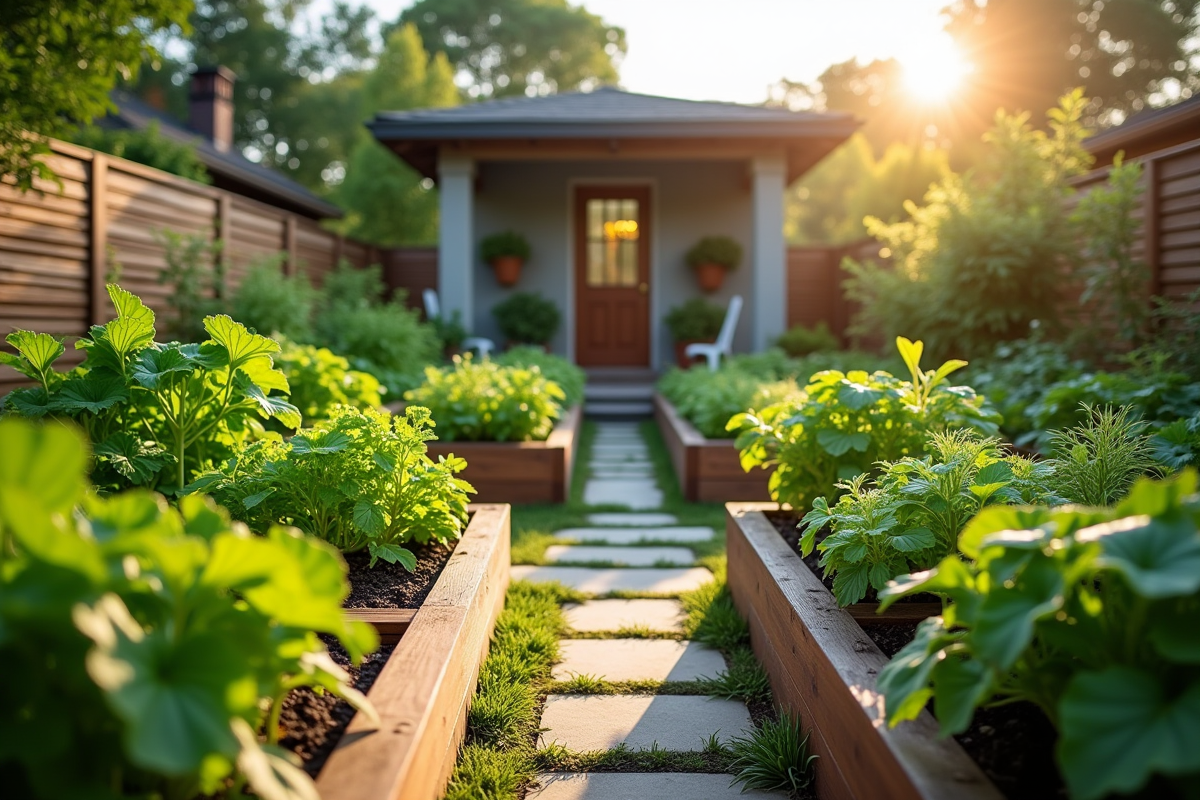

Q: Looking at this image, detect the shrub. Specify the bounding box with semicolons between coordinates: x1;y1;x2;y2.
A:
1045;404;1159;506
0;286;300;493
878;470;1200;800
480;230;531;262
664;297;726;342
728;713;818;795
968;336;1086;443
71;121;210;184
0;417;377;800
495;346;586;408
685;235;743;270
195;405;473;568
230;259;319;342
156;228;225;343
272;337;382;425
775;321;838;357
492;292;561;346
731;337;1001;512
405;356;566;442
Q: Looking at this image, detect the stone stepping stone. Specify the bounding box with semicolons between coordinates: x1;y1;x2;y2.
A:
552;639;725;682
511;566;713;594
528;772;788;799
584;480;663;510
554;527;714;544
564;599;685;633
592;442;648;452
538;695;753;751
589;468;654;480
587;513;678;527
544;545;694;567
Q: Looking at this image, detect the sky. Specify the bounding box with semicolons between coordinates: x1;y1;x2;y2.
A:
305;0;960;104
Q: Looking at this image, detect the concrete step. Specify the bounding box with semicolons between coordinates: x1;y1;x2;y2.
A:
584;400;653;418
584;383;654;402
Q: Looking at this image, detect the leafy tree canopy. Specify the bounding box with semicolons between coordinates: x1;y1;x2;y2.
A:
70;121;211;184
397;0;625;99
0;0;192;190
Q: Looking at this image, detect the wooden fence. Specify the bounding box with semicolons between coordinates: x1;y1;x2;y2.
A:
0;139;379;392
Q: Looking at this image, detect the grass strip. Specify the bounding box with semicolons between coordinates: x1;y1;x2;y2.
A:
535;741;735;774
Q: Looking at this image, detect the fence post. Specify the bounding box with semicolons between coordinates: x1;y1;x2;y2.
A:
1143;158;1161;298
283;215;297;276
216;194;231;296
88;153;109;325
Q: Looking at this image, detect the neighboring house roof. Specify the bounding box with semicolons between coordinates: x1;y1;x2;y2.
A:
369;86;859;183
103;90;341;219
1085;94;1200;167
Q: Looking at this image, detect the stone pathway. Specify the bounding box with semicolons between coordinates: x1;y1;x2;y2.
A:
516;421;785;799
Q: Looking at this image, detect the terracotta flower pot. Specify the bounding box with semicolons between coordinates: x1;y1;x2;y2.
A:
674;339;712;369
694;262;727;293
491;256;523;287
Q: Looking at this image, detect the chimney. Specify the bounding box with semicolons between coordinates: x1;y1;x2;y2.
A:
188;65;236;152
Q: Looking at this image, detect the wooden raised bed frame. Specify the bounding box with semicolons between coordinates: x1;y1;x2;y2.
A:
725;503;1003;800
319;503;511;800
654;392;771;503
425;405;581;504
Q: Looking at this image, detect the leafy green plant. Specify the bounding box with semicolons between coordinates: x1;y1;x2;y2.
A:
664;297;726;342
492;292;561;346
431;308;468;350
731;337;1001;512
877;470;1200;800
405;356;566;442
727;713;817;796
968;336;1085;442
800;431;1055;605
195;405;472;568
775;321;838;357
1;285;300;493
71;120;211;183
495;346;586;408
156;228;226;343
686;235;743;270
1153;412;1200;471
0;416;378;800
1046;404;1159;506
229;257;319;342
272;337;382;425
480;230;531;262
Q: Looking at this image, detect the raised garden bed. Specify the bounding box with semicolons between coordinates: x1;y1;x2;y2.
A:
304;503;510;800
725;503;1003;800
426;405;582;503
654;392;771;502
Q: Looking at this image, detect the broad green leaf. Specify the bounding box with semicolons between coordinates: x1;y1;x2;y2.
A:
4;386;54;417
0;417;88;515
1116;469;1197;518
931;656;993;737
99;284;156;364
1082;513;1200;598
5;330;64;385
880;556;976;612
1058;668;1200;800
177;493;231;542
836;381;884;410
353;500;386;538
971;556;1064;669
890;527;936;553
237;355;290;395
242;488;276;509
831;562;870;605
291;430;351;455
83;490;170;549
878;616;949;725
816;428;870;456
235;373;302;430
52;374;130;415
896;336;923;382
94;433;173;484
1147;599;1200;664
973;461;1013;486
958;505;1057;559
203;315;278;370
368;541;417;571
931;359;968;386
132;345;196;389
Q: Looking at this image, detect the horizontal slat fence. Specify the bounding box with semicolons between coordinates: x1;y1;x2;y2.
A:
1;139;378;393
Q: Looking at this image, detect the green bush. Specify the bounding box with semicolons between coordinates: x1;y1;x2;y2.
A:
878;470;1200;800
1;286;300;493
492;292;561;346
405;356;566;442
495;346;586;408
0;417;377;800
155;228;226;343
664;297;725;342
71;121;210;184
480;230;531;262
230;259;319;342
685;235;743;269
774;322;838;357
272;337;383;426
431;308;468;350
968;336;1086;442
731;337;1001;512
195;406;473;568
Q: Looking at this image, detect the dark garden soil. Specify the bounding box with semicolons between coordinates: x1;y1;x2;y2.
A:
762;510;1065;798
343;541;456;608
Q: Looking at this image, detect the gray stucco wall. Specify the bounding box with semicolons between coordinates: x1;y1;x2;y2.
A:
471;159;755;370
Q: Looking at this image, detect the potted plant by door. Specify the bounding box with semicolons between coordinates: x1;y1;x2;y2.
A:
493;292;561;350
481;231;531;287
686;235;742;293
665;298;726;368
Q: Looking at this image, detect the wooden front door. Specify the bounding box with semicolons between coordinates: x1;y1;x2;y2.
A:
574;185;651;366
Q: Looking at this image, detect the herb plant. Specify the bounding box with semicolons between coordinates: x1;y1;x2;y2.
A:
1045;404;1158;505
727;713;817;796
731;337;1001;512
194;405;473;568
495;346;586;408
272;337;383;426
156;228;225;343
492;292;561;345
406;356;566;442
0;417;378;800
229;258;319;343
877;470;1200;800
774;321;838;357
1;285;300;493
480;230;531;262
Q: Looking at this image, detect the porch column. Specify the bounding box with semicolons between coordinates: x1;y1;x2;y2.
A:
750;155;787;351
437;154;475;325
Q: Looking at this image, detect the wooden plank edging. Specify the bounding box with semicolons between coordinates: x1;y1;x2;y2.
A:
725;504;1002;800
653;392;771;502
316;503;511;800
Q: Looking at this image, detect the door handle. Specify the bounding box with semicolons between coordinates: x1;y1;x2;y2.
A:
638;282;648;294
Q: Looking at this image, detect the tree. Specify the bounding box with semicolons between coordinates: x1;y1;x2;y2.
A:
0;0;191;190
331;24;459;246
397;0;625;99
70;121;210;183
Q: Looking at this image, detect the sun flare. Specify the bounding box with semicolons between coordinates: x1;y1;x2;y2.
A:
900;36;973;104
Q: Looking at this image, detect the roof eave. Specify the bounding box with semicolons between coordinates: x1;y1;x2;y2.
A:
368;119;858;141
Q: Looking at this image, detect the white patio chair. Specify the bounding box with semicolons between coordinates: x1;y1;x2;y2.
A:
685;294;743;372
423;288;495;357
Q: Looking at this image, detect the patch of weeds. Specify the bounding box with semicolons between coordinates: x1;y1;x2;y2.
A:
728;712;818;798
707;647;772;704
565;626;682;641
681;580;749;651
549;678;712;696
443;743;527;800
537;741;734;774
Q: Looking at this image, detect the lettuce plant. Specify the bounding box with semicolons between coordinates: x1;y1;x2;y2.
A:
0;417;378;799
1;285;300;493
731;337;1001;512
195;405;473;568
877;470;1200;800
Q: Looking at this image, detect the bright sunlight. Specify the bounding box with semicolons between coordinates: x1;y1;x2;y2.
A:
899;35;973;104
